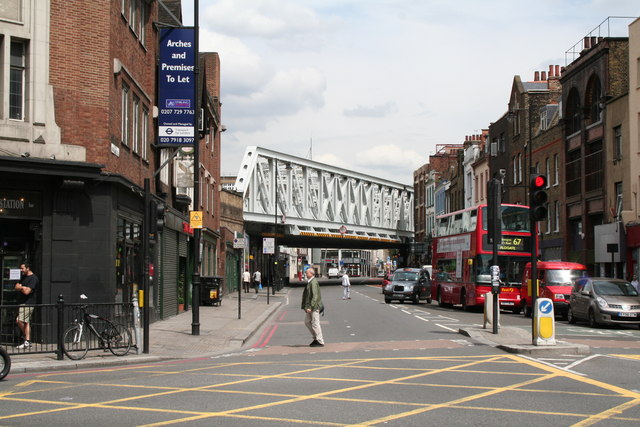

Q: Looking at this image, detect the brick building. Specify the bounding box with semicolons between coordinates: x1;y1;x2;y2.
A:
0;1;224;322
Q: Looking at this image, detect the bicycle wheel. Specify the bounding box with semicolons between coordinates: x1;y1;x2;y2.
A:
0;346;10;380
106;323;132;356
63;325;89;360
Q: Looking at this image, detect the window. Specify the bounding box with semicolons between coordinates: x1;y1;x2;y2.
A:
129;0;138;30
545;158;550;188
132;96;140;154
512;156;517;184
540;108;549;131
545;203;551;234
554;154;559;186
121;83;130;145
615;182;623;220
614;125;622;160
517;153;522;183
142;107;149;160
9;40;26;120
554;201;560;232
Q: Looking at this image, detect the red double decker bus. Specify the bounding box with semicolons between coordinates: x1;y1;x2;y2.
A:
431;204;534;312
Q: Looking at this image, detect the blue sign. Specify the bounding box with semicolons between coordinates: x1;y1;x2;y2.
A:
539;300;553;314
158;28;196;146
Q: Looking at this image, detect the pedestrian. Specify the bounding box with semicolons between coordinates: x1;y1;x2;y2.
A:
301;267;324;347
253;269;261;293
341;270;351;300
15;262;38;349
631;275;639;292
242;269;251;293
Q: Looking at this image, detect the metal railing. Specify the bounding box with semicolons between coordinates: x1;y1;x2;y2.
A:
0;296;137;360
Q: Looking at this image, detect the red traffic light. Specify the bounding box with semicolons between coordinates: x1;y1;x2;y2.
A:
531;174;547;189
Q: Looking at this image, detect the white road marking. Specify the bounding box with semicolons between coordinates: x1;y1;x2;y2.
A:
436;323;458;332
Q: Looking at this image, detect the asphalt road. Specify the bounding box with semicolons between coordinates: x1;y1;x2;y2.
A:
1;282;639;426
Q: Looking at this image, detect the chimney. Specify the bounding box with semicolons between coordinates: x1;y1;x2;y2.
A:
590;36;597;47
541;71;547;81
555;65;560;76
548;65;554;77
534;71;540;81
584;37;591;49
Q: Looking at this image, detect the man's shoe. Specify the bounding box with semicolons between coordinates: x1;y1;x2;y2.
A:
310;341;324;347
16;340;31;349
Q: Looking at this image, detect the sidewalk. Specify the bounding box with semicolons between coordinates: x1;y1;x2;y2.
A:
9;288;287;374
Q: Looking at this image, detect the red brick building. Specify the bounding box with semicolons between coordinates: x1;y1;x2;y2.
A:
0;1;224;321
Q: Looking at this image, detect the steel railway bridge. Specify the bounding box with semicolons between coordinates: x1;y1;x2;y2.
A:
234;147;414;250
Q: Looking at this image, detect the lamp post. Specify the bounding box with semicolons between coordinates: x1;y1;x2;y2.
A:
191;0;201;335
508;100;538;338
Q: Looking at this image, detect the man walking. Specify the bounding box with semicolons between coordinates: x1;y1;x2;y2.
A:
242;269;251;293
341;270;351;300
301;267;324;347
252;269;261;293
15;263;38;349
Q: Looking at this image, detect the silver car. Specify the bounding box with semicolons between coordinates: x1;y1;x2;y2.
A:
568;277;640;328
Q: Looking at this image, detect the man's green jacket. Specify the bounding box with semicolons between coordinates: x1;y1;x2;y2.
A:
301;277;323;311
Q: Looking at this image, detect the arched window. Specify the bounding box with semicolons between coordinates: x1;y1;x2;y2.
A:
565;89;581;135
585;74;602;125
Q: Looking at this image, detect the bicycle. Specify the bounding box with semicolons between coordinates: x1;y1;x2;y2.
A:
0;345;10;380
62;295;133;360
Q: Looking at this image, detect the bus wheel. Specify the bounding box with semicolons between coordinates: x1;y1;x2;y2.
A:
438;288;451;308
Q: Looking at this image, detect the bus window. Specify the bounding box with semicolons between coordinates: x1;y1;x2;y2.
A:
437;217;449;236
501;206;529;232
469;209;477;231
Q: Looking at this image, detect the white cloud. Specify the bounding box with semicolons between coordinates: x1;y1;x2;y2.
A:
184;1;640;184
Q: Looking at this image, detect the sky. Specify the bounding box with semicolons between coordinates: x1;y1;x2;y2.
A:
182;1;639;185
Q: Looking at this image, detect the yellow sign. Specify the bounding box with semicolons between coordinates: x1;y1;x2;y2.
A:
190;211;203;229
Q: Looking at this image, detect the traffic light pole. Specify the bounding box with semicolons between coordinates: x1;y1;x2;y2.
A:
143;178;150;353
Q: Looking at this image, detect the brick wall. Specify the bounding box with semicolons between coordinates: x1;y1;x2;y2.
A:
50;0;159;189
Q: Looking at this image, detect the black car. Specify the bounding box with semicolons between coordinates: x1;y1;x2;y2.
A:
383;268;431;304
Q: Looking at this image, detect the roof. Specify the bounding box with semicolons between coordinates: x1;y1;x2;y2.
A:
523;82;548;92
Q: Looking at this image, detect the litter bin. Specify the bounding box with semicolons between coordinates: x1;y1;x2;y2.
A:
201;276;223;306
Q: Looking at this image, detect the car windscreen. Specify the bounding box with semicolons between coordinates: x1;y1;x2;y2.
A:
545;269;586;285
593;280;639;296
393;271;419;281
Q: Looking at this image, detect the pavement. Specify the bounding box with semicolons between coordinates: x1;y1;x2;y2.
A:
7;288;590;375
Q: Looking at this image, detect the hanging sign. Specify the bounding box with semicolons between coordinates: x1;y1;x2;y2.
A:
158;28;196;146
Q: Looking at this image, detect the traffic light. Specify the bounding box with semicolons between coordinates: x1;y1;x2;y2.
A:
155;202;166;233
149;201;166;240
529;174;548;221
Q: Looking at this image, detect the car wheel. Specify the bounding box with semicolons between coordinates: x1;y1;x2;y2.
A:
588;309;599;328
512;306;522;315
567;307;577;324
384;297;391;304
524;304;532;318
413;294;420;304
560;309;568;321
427;297;432;304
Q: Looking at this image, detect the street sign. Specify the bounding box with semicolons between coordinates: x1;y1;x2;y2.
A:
158;28;196;146
263;237;275;254
190;211;203;229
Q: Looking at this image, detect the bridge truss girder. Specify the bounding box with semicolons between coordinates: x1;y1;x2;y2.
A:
235;147;414;247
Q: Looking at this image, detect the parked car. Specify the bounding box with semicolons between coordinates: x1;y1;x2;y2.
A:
383;267;431;304
327;268;341;279
568;277;640;328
